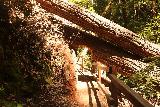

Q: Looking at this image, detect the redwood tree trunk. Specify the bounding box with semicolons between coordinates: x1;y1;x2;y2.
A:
36;0;160;58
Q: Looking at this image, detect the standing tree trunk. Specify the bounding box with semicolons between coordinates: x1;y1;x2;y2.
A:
152;0;158;16
121;0;128;27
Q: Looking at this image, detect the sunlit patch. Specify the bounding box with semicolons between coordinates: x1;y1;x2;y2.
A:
80;47;88;56
76;81;87;89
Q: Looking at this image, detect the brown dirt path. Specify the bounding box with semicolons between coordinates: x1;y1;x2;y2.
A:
75;71;110;107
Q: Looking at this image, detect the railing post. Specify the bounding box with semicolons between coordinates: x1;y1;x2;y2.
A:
109;83;118;106
97;62;101;83
81;56;84;72
108;66;118;107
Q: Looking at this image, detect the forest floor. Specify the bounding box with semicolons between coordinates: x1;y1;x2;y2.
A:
75;71;110;107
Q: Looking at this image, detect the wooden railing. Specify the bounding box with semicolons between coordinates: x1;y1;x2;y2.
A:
77;64;153;106
101;74;154;107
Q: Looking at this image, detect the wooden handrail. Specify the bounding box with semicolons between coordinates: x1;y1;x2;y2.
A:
105;74;154;107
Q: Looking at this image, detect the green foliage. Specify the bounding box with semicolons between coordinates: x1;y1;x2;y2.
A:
92;0;107;14
139;13;160;44
84;54;92;69
0;100;23;107
118;57;160;104
70;0;159;33
77;47;92;70
69;0;94;12
102;0;157;32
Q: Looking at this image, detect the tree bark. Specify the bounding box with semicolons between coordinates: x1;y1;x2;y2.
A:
152;0;158;16
36;0;160;58
101;0;112;16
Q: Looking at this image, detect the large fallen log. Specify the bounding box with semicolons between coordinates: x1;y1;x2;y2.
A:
63;25;147;75
36;0;160;58
63;25;142;60
92;51;147;75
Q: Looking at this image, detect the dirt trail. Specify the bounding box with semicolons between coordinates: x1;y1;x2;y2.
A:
76;71;110;107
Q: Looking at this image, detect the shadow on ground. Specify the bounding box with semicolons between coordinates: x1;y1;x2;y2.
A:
78;75;102;107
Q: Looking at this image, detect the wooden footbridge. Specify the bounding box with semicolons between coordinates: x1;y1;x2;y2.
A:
35;0;160;106
75;62;154;107
76;70;109;107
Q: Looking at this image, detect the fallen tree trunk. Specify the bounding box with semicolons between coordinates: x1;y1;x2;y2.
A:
36;0;160;58
92;51;147;75
63;25;142;60
63;25;147;75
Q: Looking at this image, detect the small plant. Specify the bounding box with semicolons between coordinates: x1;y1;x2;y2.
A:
117;57;160;106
